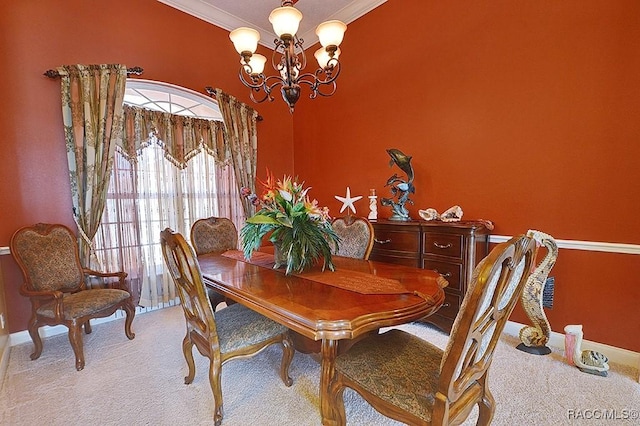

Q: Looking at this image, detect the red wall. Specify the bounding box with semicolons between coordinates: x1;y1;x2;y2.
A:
1;1;638;352
0;0;294;333
293;1;640;351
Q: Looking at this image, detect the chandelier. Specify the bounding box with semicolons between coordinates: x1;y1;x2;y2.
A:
229;1;347;113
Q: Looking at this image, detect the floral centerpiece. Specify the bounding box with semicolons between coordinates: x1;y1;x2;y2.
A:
240;171;339;275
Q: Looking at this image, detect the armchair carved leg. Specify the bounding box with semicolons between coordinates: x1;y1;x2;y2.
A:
84;320;92;334
123;300;136;340
27;316;43;361
68;321;85;371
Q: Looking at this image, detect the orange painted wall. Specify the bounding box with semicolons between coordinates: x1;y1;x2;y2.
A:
1;1;638;353
293;1;640;351
0;0;293;333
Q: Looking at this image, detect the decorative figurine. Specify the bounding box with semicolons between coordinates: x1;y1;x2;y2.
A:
335;186;363;215
368;189;378;220
380;148;415;221
564;324;610;377
516;229;558;355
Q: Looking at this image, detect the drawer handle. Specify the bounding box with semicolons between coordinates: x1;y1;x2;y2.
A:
441;303;450;308
433;270;452;278
374;238;391;245
433;242;453;250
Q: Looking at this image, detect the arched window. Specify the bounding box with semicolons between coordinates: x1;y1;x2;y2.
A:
124;79;223;120
96;80;243;308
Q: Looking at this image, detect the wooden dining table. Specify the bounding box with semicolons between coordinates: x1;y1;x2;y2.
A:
197;250;447;425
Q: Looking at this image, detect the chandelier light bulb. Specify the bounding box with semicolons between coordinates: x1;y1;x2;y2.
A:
316;20;347;48
269;6;303;38
229;27;260;55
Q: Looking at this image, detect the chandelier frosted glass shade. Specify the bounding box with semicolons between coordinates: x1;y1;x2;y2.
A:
316;20;347;48
268;6;303;38
230;1;346;112
245;54;267;75
314;47;341;69
229;27;260;55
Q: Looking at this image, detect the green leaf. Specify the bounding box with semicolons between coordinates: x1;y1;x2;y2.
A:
246;214;279;225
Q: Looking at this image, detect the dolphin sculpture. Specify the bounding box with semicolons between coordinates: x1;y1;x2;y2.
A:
386;148;414;183
381;148;415;220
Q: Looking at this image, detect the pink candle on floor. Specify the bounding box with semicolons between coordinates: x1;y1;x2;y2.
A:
564;324;582;365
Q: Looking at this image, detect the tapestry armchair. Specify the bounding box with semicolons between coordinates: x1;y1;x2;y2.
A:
10;223;135;371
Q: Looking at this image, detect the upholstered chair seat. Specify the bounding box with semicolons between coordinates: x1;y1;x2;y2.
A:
335;329;443;423
214;303;291;354
36;289;131;320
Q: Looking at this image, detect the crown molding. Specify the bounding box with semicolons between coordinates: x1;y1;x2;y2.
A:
157;0;387;48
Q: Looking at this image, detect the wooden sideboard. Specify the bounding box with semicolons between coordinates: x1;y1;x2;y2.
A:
370;219;491;333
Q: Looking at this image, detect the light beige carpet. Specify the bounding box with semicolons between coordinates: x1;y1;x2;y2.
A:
1;305;638;425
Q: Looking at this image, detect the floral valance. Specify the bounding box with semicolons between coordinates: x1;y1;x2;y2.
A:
118;104;228;168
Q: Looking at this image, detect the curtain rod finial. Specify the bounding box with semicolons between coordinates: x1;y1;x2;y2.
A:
44;69;59;78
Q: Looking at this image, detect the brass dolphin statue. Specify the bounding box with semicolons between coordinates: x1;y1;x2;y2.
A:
386;148;414;183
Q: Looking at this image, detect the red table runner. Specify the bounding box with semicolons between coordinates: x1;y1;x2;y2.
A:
221;250;412;295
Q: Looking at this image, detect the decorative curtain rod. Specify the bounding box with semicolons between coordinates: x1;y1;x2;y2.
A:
43;66;144;78
205;86;263;121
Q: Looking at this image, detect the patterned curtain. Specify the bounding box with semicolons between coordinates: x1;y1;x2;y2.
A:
215;89;259;217
93;103;243;308
119;104;228;167
59;64;127;267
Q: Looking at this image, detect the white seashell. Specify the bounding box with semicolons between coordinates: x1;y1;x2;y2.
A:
440;205;463;222
418;208;440;221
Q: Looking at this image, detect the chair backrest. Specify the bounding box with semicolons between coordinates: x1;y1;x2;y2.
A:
190;217;238;256
11;223;84;293
436;235;535;417
160;228;219;347
331;216;375;260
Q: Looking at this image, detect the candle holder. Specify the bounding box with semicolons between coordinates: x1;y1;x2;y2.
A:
368;189;378;221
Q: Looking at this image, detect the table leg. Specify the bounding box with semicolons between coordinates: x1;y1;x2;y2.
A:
320;338;338;425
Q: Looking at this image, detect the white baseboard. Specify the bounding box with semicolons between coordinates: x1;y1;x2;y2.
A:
0;334;10;390
503;320;640;373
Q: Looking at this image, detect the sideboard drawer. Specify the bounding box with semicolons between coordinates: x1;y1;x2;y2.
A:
436;292;463;321
423;259;462;292
373;229;420;253
423;233;463;259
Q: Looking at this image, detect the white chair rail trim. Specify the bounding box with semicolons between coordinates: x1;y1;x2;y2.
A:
488;236;640;255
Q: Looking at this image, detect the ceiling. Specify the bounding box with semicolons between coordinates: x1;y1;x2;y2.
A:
157;0;387;48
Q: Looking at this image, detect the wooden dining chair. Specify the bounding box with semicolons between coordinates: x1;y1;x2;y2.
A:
190;216;238;310
160;228;294;426
331;216;375;260
328;235;536;425
10;223;136;371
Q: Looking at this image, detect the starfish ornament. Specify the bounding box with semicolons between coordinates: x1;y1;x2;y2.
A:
335;187;363;214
